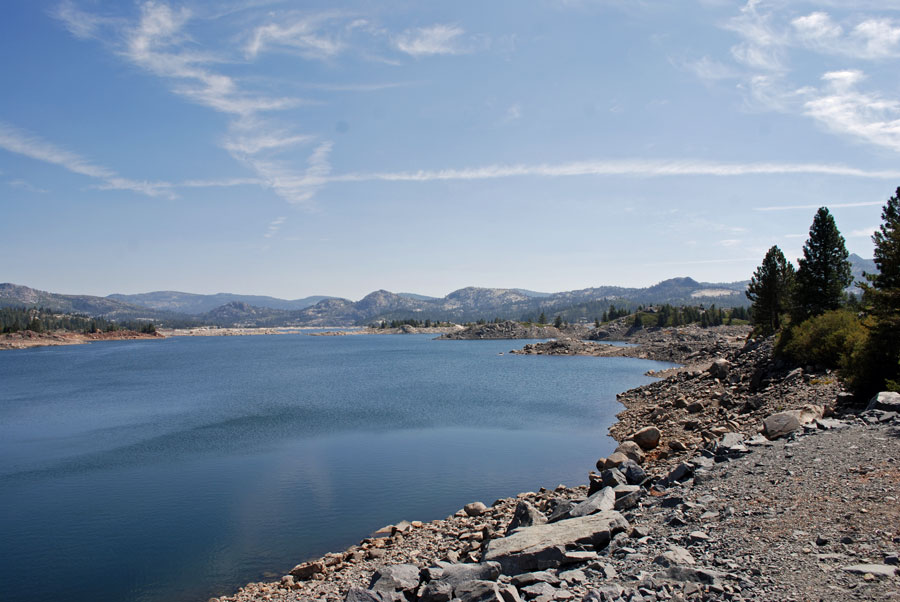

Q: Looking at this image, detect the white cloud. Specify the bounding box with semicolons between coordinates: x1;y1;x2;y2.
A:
329;158;900;184
719;239;742;247
233;141;334;206
51;0;115;39
245;17;344;60
502;103;523;123
0;121;174;198
395;24;465;57
117;2;300;116
264;216;286;238
850;225;878;237
803;70;900;152
686;56;739;81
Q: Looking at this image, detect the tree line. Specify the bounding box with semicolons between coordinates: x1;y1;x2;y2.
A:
746;189;900;396
0;306;157;334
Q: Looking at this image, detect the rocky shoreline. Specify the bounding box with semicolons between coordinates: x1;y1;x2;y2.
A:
210;326;900;602
0;329;164;350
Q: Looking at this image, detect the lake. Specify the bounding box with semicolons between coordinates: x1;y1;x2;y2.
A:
0;334;675;602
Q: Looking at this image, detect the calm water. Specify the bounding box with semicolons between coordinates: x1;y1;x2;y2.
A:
0;334;674;602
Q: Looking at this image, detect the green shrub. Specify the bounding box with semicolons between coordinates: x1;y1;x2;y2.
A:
779;310;867;369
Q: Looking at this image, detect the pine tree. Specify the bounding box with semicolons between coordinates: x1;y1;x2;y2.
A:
746;245;795;336
553;314;563;328
538;312;546;325
856;187;900;391
794;207;852;320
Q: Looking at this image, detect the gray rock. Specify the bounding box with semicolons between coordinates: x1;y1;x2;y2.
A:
547;499;581;523
686;401;705;414
661;566;725;585
620;461;648;486
507;501;548;533
369;564;420;593
520;582;558;598
708;358;731;379
716;432;748;455
664;462;693;484
653;546;695;567
614;490;642;511
566;487;615;519
868;391;900;412
345;588;385;602
510;571;561;587
430;561;501;586
842;564;898;578
762;411;801;440
483;511;629;574
600;468;628;489
498;584;523;602
418;580;453;602
455;579;505;602
630;426;661;451
465;501;489;517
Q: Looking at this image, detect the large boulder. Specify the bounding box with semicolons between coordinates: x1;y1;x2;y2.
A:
629;426;661;451
483;511;629;574
555;487;615;521
708;358;731;380
868;392;900;412
369;564;420;595
614;441;645;464
762;405;825;440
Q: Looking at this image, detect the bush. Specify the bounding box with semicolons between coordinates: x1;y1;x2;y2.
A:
778;310;867;369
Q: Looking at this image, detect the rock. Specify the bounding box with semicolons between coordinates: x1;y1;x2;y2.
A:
600;468;628;489
662;566;725;586
418;580;453;602
507;501;548;533
345;588;385;602
454;580;505;602
620;461;648;486
614;490;642;511
668;440;689;452
428;561;501;587
290;560;325;580
565;487;616;519
664;462;693;484
603;452;631;468
483;511;629;574
654;546;695;567
510;571;561;587
630;426;661;451
465;501;489;517
369;564;420;594
547;499;581;523
762;412;801;440
520;582;558;598
708;358;731;379
868;391;900;412
615;441;645;464
716;432;748;455
842;564;898;578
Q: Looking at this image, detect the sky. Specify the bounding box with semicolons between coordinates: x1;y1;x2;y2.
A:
2;0;900;300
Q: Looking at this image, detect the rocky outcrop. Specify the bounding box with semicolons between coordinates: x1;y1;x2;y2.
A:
438;321;568;340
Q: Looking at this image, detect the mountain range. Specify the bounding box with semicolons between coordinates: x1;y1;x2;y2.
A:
0;254;876;328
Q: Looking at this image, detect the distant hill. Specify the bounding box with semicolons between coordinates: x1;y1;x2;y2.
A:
12;270;853;328
0;283;171;321
108;290;333;314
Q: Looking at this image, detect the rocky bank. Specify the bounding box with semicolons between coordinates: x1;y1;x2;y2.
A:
211;326;900;602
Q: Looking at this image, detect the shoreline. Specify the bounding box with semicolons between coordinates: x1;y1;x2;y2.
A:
0;329;164;350
210;324;900;602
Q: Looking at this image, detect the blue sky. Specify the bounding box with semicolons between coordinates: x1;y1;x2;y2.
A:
2;0;899;299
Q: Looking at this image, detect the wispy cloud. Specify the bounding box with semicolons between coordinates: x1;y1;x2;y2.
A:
329;158;900;184
245;16;345;60
7;179;48;194
850;225;879;237
755;200;887;211
802;70;900;152
263;216;286;238
395;24;466;56
0;121;174;198
502;103;523;123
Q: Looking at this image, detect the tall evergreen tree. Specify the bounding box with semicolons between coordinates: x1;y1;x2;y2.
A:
746;245;795;336
793;207;852;320
857;187;900;390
